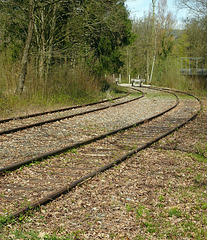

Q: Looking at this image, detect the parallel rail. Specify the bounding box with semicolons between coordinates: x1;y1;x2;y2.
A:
0;87;201;223
0;93;142;135
0;94;132;124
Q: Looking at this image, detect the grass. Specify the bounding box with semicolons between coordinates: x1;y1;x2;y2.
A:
0;131;206;239
167;207;182;218
0;210;83;239
125;203;134;212
120;139;206;239
0;229;82;240
195;142;207;158
0;83;128;119
125;188;206;238
0;59;128;119
144;91;176;99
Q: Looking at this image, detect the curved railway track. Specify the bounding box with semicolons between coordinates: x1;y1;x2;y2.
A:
0;88;168;170
0;86;201;222
0;95;131;124
0;92;141;135
0;90;145;169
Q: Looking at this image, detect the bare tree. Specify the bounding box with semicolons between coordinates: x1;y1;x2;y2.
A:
34;0;60;85
176;0;207;58
176;0;207;18
15;0;35;95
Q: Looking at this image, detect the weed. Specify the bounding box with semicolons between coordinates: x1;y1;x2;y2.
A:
70;149;78;154
143;221;156;233
195;142;207;157
126;204;134;212
0;229;83;240
190;153;207;163
0;215;8;228
201;203;207;210
159;194;165;202
136;204;147;219
156;203;165;208
109;232;117;239
168;207;182;218
194;173;207;186
135;236;145;240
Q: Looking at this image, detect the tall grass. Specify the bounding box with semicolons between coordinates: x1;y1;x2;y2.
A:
0;53;108;118
25;61;103;104
0;50;20;96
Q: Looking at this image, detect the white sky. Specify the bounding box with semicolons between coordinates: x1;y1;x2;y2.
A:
125;0;188;27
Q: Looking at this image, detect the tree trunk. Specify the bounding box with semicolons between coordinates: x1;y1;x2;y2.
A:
39;6;45;84
15;0;34;95
149;28;158;84
45;3;58;82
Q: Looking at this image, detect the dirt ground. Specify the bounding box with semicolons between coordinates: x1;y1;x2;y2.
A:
0;95;206;240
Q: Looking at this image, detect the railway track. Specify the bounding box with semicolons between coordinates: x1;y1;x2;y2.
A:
0;87;201;222
0;91;145;169
0;92;140;135
0;95;130;124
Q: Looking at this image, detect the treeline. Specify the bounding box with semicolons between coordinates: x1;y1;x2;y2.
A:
0;0;132;98
124;0;207;89
0;0;206;103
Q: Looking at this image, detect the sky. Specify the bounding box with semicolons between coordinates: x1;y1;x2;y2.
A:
125;0;188;28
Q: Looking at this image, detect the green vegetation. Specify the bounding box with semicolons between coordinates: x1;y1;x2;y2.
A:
0;229;83;240
0;0;206;118
121;0;206;91
125;203;134;212
167;207;182;218
0;0;206;239
125;183;206;239
0;0;132;117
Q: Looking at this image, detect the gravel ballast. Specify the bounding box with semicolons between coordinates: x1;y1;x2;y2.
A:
0;88;175;168
0;87;205;240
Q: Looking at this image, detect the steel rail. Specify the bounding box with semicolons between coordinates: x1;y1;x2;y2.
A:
146;86;203;109
0;89;177;174
7;87;202;220
0;94;130;124
2;87;201;222
0;92;143;136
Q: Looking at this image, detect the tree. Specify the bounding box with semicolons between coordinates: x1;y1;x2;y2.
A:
124;0;175;84
1;0;132;94
176;0;207;18
71;0;132;75
176;0;207;59
184;18;207;58
15;0;35;95
33;0;61;84
0;0;29;59
124;14;153;81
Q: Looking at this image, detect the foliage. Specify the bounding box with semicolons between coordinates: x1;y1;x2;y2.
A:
121;0;206;89
175;0;207;70
122;0;176;84
184;17;207;58
0;62;106;118
0;0;132;92
0;0;28;59
176;0;207;19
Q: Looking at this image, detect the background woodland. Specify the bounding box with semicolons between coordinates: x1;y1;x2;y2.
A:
0;0;206;113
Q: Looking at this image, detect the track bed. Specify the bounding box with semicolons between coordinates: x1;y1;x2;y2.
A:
0;87;200;219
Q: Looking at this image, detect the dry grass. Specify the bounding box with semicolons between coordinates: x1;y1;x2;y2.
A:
0;56;111;119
